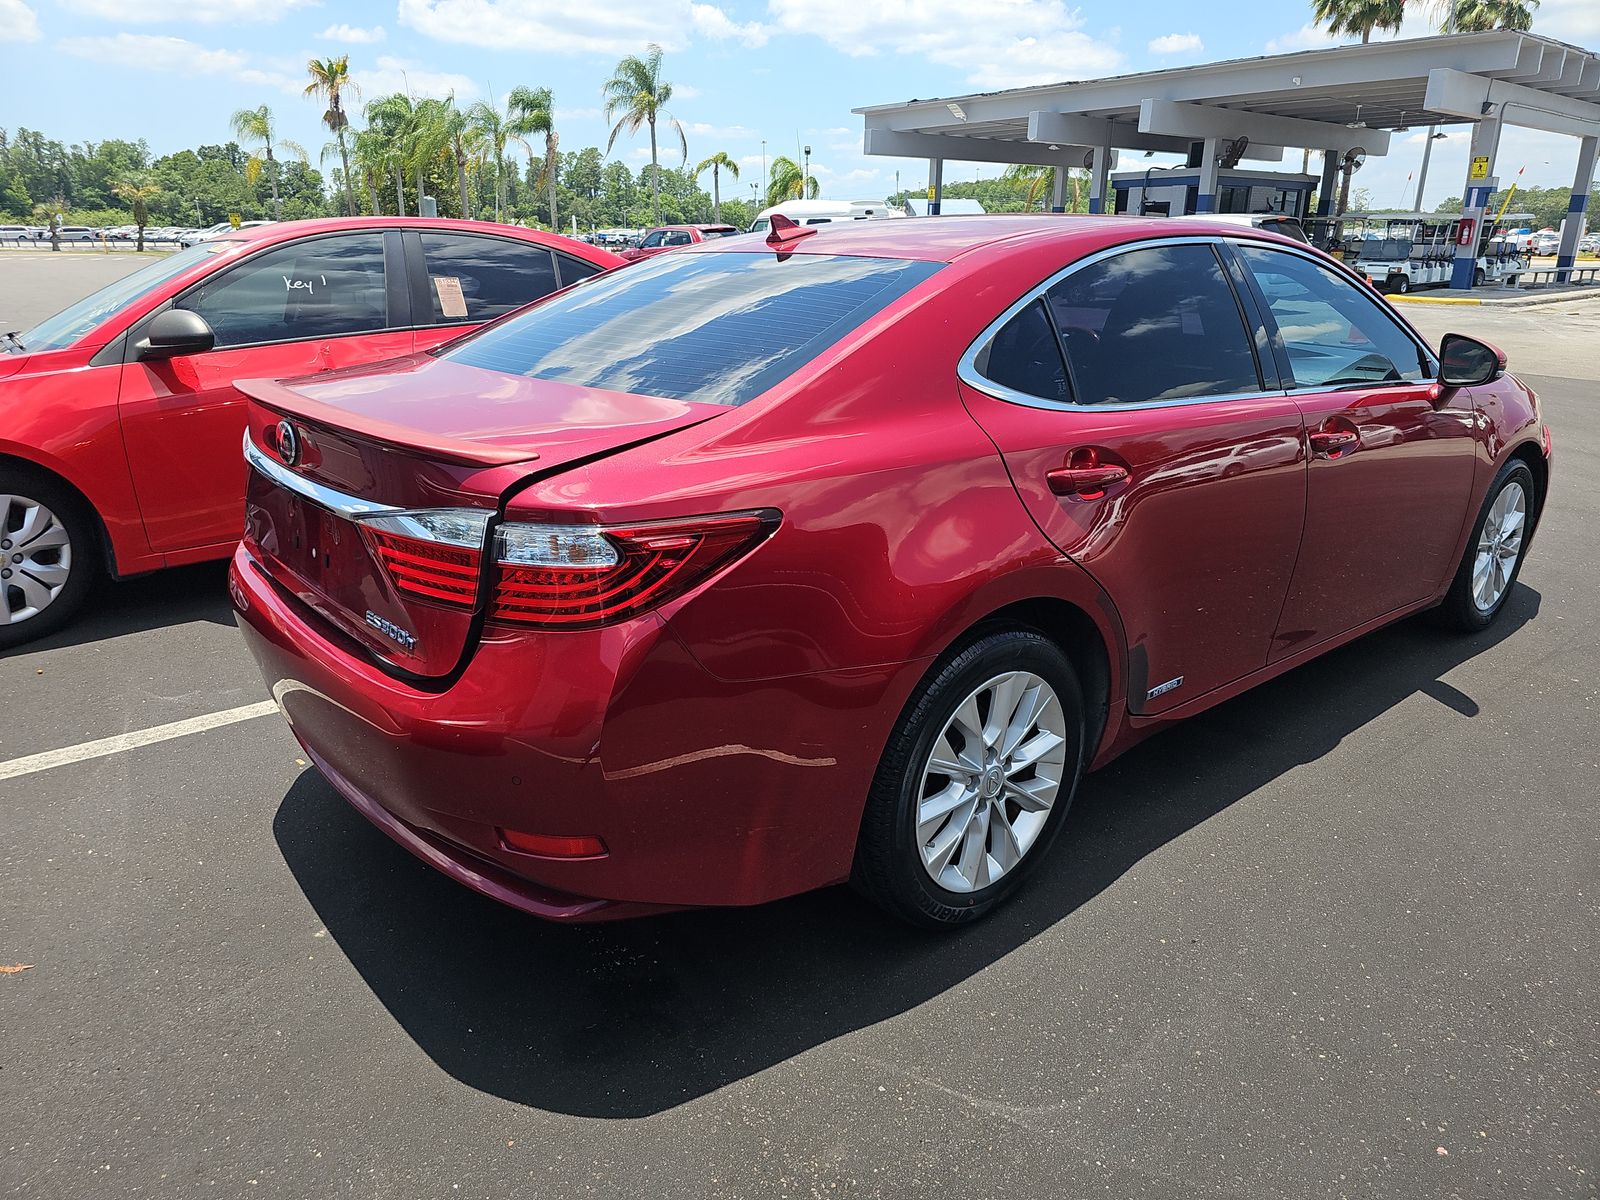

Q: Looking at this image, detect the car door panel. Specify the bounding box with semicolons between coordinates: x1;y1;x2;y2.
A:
1230;243;1480;657
962;384;1306;713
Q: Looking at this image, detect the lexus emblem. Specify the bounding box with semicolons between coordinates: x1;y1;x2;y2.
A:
275;419;300;466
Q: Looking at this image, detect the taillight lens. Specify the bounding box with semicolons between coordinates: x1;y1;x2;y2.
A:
355;508;775;630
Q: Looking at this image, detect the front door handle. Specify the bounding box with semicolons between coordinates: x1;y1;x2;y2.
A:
1308;429;1359;456
1047;464;1128;497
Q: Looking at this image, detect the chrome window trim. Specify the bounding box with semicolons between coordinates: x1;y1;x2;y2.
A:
957;235;1277;414
243;431;404;520
958;233;1441;414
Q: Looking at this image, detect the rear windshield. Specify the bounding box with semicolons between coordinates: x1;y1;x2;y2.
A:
440;251;941;406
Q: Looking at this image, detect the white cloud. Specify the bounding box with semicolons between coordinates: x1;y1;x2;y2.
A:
318;23;388;44
399;0;760;54
1534;0;1600;42
672;83;702;99
1263;24;1341;53
350;56;479;101
687;121;756;139
557;106;602;121
58;0;313;21
1148;32;1202;55
0;0;40;41
58;33;306;92
690;2;768;46
766;0;1123;88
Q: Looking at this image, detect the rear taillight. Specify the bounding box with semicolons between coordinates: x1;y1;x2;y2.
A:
355;508;775;630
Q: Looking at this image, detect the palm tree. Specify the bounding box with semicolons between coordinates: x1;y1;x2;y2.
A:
766;155;818;206
365;93;416;215
602;45;686;225
305;55;359;216
112;180;160;251
466;99;513;221
508;86;559;230
694;151;739;222
1310;0;1406;42
438;98;478;219
1446;0;1537;29
407;97;457;214
230;105;306;220
351;125;388;215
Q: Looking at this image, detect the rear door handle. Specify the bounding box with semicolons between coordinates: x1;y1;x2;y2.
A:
1046;464;1128;497
1308;429;1359;456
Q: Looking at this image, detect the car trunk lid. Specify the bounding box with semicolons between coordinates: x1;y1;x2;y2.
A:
238;355;723;677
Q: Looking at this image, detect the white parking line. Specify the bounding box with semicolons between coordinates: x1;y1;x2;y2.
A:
0;701;280;782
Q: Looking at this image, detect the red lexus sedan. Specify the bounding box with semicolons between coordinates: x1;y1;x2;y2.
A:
0;217;620;648
230;216;1551;928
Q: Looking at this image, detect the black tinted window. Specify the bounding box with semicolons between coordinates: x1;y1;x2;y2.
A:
974;299;1070;403
176;234;387;348
420;233;558;324
443;252;941;407
556;254;604;287
1046;244;1260;405
1238;246;1429;387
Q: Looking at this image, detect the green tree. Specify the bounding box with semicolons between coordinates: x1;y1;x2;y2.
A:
1446;0;1537;29
305;55;358;216
508;86;559;230
365;93;418;215
602;44;686;225
766;155;818;206
693;151;739;222
1310;0;1405;42
229;105;305;220
111;179;160;250
466;99;515;221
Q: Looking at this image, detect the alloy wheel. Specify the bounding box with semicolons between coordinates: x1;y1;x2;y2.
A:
0;494;73;626
1471;480;1525;613
915;670;1068;893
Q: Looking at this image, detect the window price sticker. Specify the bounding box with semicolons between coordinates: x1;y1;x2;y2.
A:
433;275;468;318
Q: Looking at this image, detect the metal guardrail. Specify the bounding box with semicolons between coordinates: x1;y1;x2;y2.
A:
1516;265;1600;288
0;234;189;251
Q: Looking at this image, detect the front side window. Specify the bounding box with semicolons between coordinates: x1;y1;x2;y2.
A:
640;231;668;248
441;251;941;407
17;242;226;352
1237;245;1430;388
1045;243;1261;405
175;233;387;348
420;233;558;325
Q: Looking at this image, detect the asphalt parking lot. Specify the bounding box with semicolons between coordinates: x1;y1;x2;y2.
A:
2;254;1596;1199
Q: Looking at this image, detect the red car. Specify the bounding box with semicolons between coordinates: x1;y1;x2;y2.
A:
0;217;620;648
618;223;741;262
230;216;1550;928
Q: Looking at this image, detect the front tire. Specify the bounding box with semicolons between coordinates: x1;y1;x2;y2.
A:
852;630;1086;928
0;468;98;650
1433;461;1535;632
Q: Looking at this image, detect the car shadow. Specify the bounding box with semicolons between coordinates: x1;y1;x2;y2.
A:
273;586;1540;1119
12;561;233;655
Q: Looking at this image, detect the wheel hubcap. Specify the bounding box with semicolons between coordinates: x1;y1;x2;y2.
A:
0;494;73;626
1471;480;1525;613
916;670;1068;894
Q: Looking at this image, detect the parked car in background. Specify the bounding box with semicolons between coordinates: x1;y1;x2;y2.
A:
1578;234;1600;255
179;220;276;248
229;215;1549;929
0;217;620;647
0;224;32;243
1531;230;1561;256
54;225;97;242
618;223;740;262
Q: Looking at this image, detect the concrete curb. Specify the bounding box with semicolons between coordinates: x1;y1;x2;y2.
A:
1392;287;1600;309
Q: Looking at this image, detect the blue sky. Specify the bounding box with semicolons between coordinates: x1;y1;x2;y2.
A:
1;0;1596;212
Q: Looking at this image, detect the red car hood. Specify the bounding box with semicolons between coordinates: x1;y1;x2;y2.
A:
236;353;723;468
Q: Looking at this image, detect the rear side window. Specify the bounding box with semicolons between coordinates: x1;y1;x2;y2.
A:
442;251;942;407
1045;244;1261;405
175;233;387;347
556;254;604;287
420;233;558;324
1237;245;1430;387
973;300;1070;404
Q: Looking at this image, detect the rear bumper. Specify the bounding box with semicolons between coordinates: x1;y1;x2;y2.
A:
231;542;915;917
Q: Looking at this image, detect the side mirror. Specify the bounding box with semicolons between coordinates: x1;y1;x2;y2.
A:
1439;333;1505;388
137;308;215;362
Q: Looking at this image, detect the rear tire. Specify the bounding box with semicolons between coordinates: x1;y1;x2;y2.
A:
0;467;99;651
852;629;1086;929
1432;461;1535;632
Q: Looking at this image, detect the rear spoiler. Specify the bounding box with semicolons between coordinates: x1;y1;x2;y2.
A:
236;376;542;468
